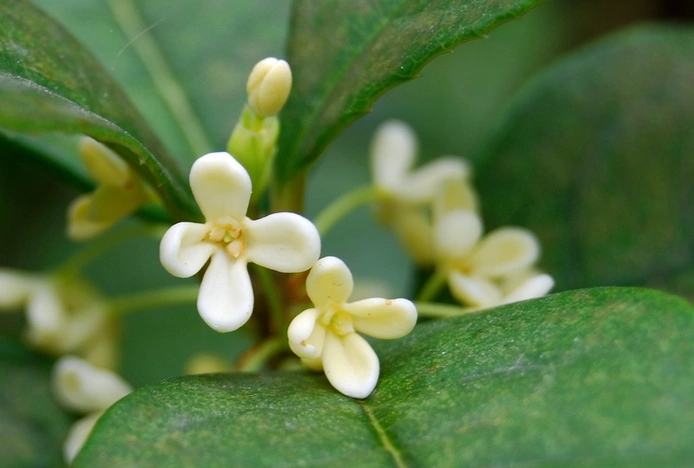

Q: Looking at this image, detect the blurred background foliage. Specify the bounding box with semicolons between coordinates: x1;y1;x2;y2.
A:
0;0;692;387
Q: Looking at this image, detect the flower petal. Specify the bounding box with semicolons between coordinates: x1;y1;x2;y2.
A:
64;411;103;465
52;356;132;413
244;212;320;273
25;282;65;347
397;156;470;203
288;307;326;362
305;256;353;309
390;206;435;266
433;210;482;261
433;177;479;220
160;222;216;278
322;331;380;399
345;298;417;339
370;119;417;191
190;152;251;222
448;272;503;308
0;269;34;309
469;228;540;278
67;196;110;241
78;137;130;186
197;250;253;332
502;273;554;304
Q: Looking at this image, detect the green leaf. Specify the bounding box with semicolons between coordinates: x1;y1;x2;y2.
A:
0;0;198;221
473;24;694;299
0;338;73;468
275;0;549;186
76;287;694;466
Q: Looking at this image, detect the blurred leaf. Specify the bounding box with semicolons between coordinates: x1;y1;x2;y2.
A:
275;0;549;186
77;287;694;466
473;24;694;298
0;0;198;221
0;338;72;468
30;0;292;163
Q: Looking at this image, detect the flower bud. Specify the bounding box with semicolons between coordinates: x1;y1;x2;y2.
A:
246;58;292;117
227;106;279;197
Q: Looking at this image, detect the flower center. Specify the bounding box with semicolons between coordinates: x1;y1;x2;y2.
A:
207;216;245;258
320;305;354;336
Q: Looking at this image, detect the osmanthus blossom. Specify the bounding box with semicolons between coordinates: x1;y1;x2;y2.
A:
159;152;321;333
288;256;417;399
369;119;475;265
433;209;554;309
52;356;132;464
0;269;118;369
68;137;157;241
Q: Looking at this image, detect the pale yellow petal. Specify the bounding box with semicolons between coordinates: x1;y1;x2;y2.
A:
469;228;540;278
345;298;417;339
305;256;353;309
448;271;503;308
322;331;380;399
52;356;132;413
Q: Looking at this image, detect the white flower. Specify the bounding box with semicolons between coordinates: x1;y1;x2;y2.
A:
159;152;321;333
433;209;553;308
0;269;118;369
288;256;417;399
369;120;475;265
52;356;132;464
68;137;156;241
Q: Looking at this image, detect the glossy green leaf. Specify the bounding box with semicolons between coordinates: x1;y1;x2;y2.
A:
473;24;694;299
275;0;549;186
0;338;73;468
0;0;198;221
77;287;694;466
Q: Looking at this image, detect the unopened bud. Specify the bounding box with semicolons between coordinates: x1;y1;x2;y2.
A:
246;58;292;117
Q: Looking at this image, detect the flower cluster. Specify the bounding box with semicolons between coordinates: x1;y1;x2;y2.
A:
370;120;554;309
0;269;118;369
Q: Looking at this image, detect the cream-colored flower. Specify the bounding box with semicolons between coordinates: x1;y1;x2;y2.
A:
159;152;320;333
433;209;553;308
370;120;475;265
0;269;118;369
288;256;417;399
52;356;132;464
67;137;156;241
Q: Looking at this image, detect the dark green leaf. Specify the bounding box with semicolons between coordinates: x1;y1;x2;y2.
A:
0;338;73;468
77;287;694;466
275;0;549;186
473;24;694;299
0;0;198;221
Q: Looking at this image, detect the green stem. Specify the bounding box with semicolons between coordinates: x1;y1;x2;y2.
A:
415;301;474;318
252;264;285;333
313;185;383;236
415;270;448;302
236;336;287;372
108;0;213;158
108;284;199;315
55;224;160;278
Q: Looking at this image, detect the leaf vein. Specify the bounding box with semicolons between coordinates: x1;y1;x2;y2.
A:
358;400;408;468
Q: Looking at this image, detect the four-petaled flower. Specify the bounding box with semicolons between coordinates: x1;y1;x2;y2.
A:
160;152;321;333
288;256;417;399
433;209;553;309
